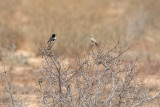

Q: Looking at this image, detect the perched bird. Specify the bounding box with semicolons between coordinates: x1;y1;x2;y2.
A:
47;34;56;43
90;35;98;46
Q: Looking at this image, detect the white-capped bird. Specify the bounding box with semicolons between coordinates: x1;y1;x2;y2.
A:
47;34;56;43
90;35;98;46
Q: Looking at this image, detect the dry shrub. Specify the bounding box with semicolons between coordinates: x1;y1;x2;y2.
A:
35;42;160;107
1;65;25;107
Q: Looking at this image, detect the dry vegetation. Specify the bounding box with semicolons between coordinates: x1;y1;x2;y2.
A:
0;0;160;51
35;43;159;107
1;43;160;106
0;0;160;106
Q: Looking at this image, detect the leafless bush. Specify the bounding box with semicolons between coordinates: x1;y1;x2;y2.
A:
35;42;160;107
1;64;25;107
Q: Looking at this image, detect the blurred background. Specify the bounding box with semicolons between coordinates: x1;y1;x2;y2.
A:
0;0;160;106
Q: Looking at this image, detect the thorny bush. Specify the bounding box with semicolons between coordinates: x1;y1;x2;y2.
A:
36;42;160;107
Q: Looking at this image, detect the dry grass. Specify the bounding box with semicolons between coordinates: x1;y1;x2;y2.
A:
0;0;160;51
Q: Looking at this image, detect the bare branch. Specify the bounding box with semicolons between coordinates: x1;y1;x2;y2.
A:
3;64;15;107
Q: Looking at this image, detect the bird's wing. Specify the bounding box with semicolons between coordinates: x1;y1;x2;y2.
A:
54;36;56;40
91;37;96;43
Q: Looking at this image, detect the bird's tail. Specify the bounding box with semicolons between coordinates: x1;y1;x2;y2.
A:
47;39;51;43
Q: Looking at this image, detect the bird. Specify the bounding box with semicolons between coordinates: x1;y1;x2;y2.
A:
47;34;56;43
90;35;98;46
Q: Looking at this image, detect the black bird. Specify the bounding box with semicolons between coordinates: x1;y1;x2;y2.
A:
47;34;56;43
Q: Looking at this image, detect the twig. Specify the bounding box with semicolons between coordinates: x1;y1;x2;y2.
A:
131;91;160;107
3;65;15;107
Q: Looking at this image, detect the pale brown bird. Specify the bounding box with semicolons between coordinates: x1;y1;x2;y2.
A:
90;35;98;46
